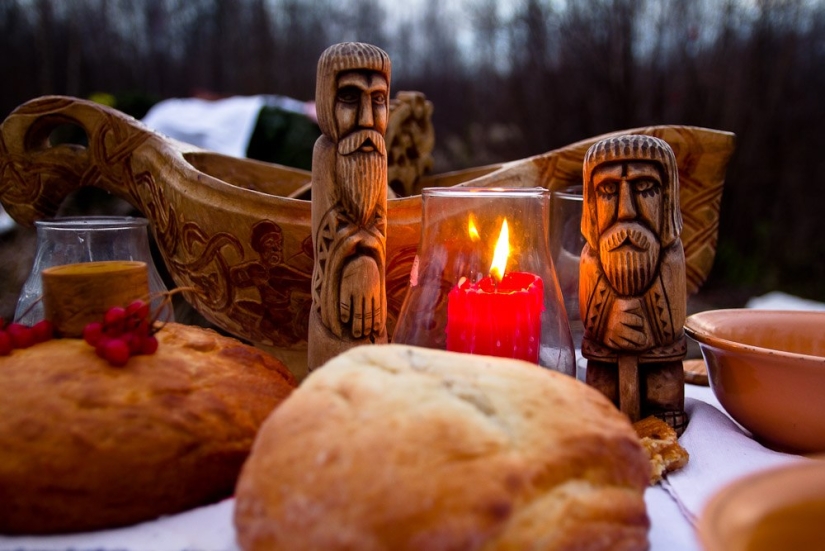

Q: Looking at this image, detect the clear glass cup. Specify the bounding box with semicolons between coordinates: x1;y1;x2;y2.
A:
550;185;585;351
14;216;172;325
392;187;575;375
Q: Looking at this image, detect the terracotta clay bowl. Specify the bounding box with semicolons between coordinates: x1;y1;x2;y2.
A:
698;459;825;551
685;309;825;453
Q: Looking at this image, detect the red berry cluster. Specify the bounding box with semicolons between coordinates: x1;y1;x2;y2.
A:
0;317;55;356
83;299;159;367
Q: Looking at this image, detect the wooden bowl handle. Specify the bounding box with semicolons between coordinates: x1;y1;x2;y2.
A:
0;95;169;226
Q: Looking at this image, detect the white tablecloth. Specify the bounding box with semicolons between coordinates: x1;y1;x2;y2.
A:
0;384;802;551
647;385;801;551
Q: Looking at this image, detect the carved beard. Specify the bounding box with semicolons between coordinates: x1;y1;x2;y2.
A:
598;222;661;296
335;130;387;227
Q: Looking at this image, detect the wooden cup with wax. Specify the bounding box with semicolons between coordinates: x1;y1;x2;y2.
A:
41;261;149;337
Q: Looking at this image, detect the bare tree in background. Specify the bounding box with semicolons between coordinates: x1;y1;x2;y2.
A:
507;0;555;151
1;0;825;304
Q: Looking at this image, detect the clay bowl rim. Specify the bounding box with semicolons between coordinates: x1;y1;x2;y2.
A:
697;458;825;551
684;308;825;366
685;308;825;453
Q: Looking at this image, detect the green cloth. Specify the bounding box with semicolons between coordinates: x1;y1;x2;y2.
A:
246;106;320;170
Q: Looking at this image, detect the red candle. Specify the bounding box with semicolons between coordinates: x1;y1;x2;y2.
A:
446;218;545;363
446;272;544;363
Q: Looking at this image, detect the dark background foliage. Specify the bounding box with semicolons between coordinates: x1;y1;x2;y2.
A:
2;0;824;320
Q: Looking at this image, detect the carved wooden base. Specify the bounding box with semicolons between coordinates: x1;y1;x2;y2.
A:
586;358;686;433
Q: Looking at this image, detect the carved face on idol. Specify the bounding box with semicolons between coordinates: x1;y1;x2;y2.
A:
593;161;664;296
335;70;388;155
334;70;389;226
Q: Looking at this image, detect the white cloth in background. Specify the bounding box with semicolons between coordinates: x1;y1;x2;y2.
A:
0;205;15;235
746;290;825;311
142;96;267;158
263;94;317;121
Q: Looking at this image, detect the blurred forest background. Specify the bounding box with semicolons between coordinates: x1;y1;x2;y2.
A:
1;0;825;321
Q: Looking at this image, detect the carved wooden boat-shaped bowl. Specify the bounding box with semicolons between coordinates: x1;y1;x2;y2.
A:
0;96;735;366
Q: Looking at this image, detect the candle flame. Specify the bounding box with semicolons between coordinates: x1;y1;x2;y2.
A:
490;219;510;282
467;216;481;241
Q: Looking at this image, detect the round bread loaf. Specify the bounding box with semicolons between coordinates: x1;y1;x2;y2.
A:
0;322;296;535
234;344;650;551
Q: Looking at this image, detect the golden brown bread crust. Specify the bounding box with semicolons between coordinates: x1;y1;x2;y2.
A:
0;322;296;535
234;344;650;551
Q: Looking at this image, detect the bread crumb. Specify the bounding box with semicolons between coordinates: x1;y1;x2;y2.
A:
633;416;689;484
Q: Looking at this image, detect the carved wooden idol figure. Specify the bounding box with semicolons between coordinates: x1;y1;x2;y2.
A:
308;42;391;370
580;135;688;432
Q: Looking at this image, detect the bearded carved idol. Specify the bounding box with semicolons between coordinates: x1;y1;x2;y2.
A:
308;42;391;371
579;135;688;430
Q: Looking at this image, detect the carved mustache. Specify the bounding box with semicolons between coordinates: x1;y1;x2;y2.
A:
601;223;653;252
338;129;387;156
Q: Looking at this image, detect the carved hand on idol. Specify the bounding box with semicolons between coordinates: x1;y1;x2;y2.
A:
605;298;652;350
339;255;382;339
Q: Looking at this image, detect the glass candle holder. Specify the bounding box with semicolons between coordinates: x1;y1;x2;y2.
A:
14;216;172;325
393;187;575;375
550;185;585;351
